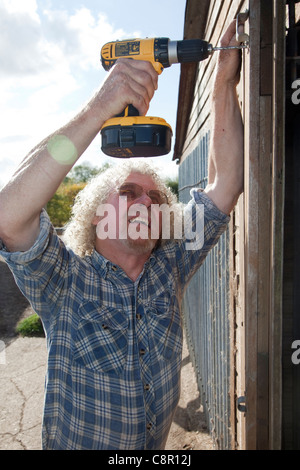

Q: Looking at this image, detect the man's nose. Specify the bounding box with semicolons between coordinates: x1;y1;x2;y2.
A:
135;192;152;207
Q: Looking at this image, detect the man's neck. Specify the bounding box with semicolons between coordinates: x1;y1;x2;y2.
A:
96;240;152;282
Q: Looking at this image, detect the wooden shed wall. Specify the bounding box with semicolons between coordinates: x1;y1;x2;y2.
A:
178;0;249;450
177;0;288;449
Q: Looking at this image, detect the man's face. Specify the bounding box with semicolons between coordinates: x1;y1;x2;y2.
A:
93;172;167;255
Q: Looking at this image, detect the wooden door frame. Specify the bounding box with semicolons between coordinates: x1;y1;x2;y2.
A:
239;0;285;449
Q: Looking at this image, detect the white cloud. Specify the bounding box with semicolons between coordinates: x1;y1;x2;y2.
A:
41;7;138;70
1;0;40;20
0;2;179;190
0;3;141;188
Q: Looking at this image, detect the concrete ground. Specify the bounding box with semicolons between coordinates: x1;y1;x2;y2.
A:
0;334;214;451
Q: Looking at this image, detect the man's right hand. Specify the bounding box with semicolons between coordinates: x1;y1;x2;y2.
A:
90;58;159;126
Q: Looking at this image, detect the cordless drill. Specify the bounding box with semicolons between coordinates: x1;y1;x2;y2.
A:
100;37;246;158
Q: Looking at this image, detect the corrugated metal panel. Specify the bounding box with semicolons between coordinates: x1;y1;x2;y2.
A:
179;133;232;449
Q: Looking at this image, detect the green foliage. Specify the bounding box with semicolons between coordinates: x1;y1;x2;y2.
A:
64;162;110;184
47;163;110;227
47;181;86;227
165;177;179;198
16;313;45;337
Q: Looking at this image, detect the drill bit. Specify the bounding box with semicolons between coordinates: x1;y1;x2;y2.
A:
213;44;249;51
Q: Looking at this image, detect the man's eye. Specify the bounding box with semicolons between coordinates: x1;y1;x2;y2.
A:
149;192;163;204
120;190;135;199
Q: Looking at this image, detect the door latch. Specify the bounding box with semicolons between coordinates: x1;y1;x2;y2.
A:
237;395;247;413
236;9;250;46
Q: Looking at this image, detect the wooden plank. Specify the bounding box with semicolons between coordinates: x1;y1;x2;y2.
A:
257;96;272;449
234;195;246;449
255;0;274;449
234;6;247;443
244;0;261;450
243;0;285;449
269;0;285;449
229;213;238;449
260;0;273;96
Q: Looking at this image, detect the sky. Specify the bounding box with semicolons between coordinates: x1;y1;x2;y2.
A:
0;0;187;189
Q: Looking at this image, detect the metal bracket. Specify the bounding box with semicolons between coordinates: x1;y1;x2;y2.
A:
237;395;247;413
236;9;250;45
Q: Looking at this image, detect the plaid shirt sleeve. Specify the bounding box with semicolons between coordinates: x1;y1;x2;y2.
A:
167;188;230;289
0;209;74;332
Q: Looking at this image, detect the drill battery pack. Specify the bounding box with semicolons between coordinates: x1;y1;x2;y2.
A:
100;116;172;158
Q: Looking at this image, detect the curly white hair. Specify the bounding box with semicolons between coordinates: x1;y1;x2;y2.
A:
63;160;182;257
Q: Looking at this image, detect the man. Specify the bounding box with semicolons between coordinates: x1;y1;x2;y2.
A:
0;21;244;449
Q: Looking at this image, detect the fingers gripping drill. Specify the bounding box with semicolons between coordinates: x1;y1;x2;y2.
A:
100;28;248;158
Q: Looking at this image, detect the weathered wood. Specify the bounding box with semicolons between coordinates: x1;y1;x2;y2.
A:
269;0;285;450
243;0;285;449
257;96;272;449
243;0;261;450
178;0;286;449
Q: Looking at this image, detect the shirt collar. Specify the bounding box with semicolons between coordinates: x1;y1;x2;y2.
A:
89;249;111;278
89;248;157;279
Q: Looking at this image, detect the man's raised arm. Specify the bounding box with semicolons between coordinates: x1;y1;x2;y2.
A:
0;59;158;252
204;20;244;215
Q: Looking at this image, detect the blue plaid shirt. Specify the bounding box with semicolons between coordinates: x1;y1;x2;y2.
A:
0;190;229;450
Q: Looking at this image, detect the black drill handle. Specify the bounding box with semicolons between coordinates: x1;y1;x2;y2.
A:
115;104;139;118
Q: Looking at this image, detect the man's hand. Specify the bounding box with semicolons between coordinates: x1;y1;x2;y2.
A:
91;58;159;126
214;19;243;87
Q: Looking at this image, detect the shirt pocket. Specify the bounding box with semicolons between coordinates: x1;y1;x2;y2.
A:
73;301;128;376
146;289;182;361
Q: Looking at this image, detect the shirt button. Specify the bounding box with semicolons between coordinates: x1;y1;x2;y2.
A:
136;313;142;320
111;265;117;271
140;348;146;356
144;384;150;391
147;423;152;430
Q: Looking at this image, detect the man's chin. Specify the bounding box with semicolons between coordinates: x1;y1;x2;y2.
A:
121;237;157;255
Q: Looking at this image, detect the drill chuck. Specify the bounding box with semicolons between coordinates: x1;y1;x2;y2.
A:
174;39;211;64
154;38;211;68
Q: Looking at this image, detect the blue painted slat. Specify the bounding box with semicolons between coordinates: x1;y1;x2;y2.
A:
178;134;231;449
